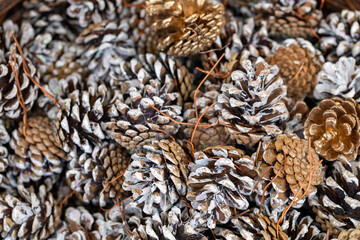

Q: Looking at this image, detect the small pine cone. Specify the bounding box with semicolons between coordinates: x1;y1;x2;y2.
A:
266;38;324;101
338;227;360;240
224;208;289;240
258;134;324;213
66;141;129;207
282;209;326;240
317;10;360;64
76;20;136;83
55;206;107;240
138;53;195;104
254;0;322;39
186;146;258;228
0;51;39;119
309;161;360;235
55;84;110;153
216;58;289;147
130;206;207;240
182;81;231;151
9;116;68;183
105;81;182;152
304;97;360;162
240;18;275;60
0;184;60;239
314;57;360;103
123;140;190;215
145;0;226;57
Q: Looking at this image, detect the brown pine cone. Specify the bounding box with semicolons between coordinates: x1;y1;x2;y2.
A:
254;0;322;39
0;184;60;239
186;146;258;228
123;139;190;215
266;38;324;101
304;97;360;162
9;116;68;183
145;0;226;57
216;58;289;146
258;134;324;213
66;141;130;207
182;81;231;151
105;81;182;152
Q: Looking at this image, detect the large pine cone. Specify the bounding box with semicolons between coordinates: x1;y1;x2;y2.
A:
314;57;360;103
317;10;360;64
266;38;324;101
55;84;110;153
0;184;60;239
9;116;67;183
145;0;225;57
254;0;322;39
182;81;231;151
105;81;182;152
309;161;360;235
216;58;289;147
258;134;324;213
66;141;130;207
304;97;360;162
123;140;190;215
186;146;258;228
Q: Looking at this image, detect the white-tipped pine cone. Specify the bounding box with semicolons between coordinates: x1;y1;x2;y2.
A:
123;140;190;215
216;58;289;146
314;57;360;102
186;146;258;228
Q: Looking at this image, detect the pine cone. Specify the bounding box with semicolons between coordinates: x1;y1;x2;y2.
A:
0;119;10;144
105;81;182;152
123;139;190;215
338;227;360;240
22;0;79;76
304;97;360;162
55;84;110;153
130;206;207;240
216;58;289;147
266;38;324;101
254;0;322;39
0;184;60;239
284;99;309;134
314;57;360;103
186;146;258;228
258;134;324;213
9;116;68;183
0;146;9;189
309;161;360;235
182;81;231;151
218;208;289;240
0;50;39;119
66;141;130;207
56;206;107;240
145;0;226;57
76;20;137;83
317;10;360;64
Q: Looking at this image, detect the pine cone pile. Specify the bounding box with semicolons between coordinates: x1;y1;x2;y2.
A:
2;0;360;239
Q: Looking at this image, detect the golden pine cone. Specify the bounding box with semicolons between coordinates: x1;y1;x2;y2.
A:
259;134;324;211
266;38;324;101
338;228;360;240
304;97;360;162
145;0;225;57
